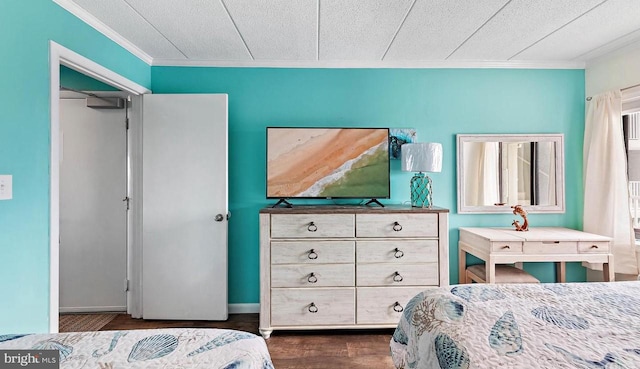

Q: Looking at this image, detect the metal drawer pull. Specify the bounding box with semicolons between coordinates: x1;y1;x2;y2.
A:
307;273;318;283
308;302;318;313
392;222;403;232
590;245;598;249
307;222;318;232
393;302;404;313
501;245;510;249
393;271;403;282
308;249;318;259
394;248;404;258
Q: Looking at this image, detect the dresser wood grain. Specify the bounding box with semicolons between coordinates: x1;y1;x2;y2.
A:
259;205;449;339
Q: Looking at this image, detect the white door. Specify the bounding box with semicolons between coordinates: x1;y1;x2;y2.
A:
142;94;228;320
59;98;127;312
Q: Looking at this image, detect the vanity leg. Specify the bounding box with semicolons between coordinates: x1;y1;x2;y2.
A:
556;262;566;283
604;255;615;282
458;244;467;284
486;260;496;284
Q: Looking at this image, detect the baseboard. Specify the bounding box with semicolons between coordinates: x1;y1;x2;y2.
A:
60;306;126;313
228;303;259;314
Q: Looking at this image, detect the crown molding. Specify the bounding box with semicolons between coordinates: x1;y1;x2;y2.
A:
53;0;153;65
151;58;585;69
582;30;640;64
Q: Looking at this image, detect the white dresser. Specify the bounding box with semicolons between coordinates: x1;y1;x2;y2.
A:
259;205;449;338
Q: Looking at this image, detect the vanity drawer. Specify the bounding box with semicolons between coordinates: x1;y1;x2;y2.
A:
271;241;355;264
271;288;355;326
357;263;439;286
356;287;427;325
356;240;438;263
271;264;354;288
355;214;438;238
271;214;354;238
491;241;523;253
523;241;577;254
578;241;610;253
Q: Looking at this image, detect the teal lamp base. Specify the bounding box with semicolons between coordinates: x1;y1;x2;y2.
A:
410;172;433;208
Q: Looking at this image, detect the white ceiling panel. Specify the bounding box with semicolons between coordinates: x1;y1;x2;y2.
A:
222;0;317;60
124;0;250;60
515;0;640;61
71;0;186;59
60;0;640;67
450;0;605;60
319;0;413;60
384;0;509;60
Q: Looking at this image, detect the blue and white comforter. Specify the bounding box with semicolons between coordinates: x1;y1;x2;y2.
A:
390;282;640;369
0;328;273;369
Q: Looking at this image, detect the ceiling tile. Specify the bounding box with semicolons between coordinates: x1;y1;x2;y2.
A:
384;0;509;60
449;0;605;60
222;0;317;60
124;0;251;60
71;0;186;59
515;0;640;61
319;0;414;60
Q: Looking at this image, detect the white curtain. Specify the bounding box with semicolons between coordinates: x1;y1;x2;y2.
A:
584;90;638;275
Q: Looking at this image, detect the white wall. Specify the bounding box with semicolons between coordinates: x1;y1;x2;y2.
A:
586;41;640;97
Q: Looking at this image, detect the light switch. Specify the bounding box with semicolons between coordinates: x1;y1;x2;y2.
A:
0;175;12;200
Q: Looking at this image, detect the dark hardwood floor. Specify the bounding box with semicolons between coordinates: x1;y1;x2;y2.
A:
101;313;396;369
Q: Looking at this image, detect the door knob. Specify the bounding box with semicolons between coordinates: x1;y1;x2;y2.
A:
215;214;224;222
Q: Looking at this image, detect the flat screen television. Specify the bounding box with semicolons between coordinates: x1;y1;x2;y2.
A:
266;127;390;201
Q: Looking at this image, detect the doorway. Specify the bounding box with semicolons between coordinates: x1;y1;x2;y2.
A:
58;87;129;314
49;41;150;332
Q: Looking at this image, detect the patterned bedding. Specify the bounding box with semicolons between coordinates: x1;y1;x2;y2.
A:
0;328;273;369
390;282;640;369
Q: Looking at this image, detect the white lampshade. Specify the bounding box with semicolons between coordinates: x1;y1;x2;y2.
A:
401;143;443;173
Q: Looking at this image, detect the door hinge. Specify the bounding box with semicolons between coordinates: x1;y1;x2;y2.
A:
123;196;130;210
125;118;130;130
125;279;130;292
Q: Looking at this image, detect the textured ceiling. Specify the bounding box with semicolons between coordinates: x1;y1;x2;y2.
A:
59;0;640;67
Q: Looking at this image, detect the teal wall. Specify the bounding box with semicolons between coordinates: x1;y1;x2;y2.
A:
0;0;150;333
60;65;119;91
151;67;586;305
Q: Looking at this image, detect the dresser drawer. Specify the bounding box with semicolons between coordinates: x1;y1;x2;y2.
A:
357;263;439;286
271;241;355;264
356;240;438;263
578;241;610;253
357;287;427;324
491;241;523;253
272;264;354;287
271;214;354;238
523;241;577;254
355;214;438;238
271;288;355;326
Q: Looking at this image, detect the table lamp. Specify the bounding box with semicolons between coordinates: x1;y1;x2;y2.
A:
401;142;443;208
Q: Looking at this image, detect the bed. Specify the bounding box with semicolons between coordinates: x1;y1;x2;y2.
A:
390;281;640;369
0;328;274;369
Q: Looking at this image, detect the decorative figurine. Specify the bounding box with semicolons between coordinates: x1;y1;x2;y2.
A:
511;205;529;232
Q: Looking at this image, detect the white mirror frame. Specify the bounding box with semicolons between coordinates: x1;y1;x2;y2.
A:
457;133;565;214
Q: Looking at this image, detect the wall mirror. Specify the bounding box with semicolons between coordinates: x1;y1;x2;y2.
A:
457;134;565;213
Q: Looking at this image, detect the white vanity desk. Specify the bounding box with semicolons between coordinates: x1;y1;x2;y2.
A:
459;227;614;283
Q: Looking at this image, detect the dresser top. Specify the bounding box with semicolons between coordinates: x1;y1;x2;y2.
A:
260;205;449;214
459;227;611;242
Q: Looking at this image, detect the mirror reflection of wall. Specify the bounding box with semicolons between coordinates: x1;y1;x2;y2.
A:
457;134;564;213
